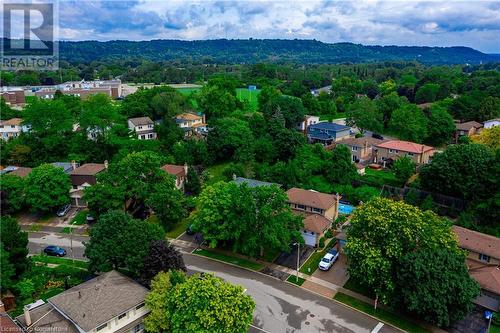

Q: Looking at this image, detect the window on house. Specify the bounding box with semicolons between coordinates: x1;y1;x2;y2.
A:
136;303;145;310
138;126;142;130
352;146;358;151
352;155;357;162
10;125;15;128
96;323;107;331
140;135;145;140
312;207;322;214
407;153;414;156
479;253;490;262
118;312;127;320
297;204;306;210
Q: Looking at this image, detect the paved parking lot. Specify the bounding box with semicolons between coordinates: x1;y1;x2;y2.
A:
312;253;349;287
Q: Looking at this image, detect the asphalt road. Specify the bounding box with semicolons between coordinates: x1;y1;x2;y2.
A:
28;232;400;333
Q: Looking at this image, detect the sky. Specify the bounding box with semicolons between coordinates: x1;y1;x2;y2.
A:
4;0;500;53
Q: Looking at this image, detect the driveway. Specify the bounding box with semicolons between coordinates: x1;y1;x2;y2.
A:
274;245;315;269
312;253;349;287
18;207;80;227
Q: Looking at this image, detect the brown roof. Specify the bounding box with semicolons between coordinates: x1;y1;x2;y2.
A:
161;164;186;177
1;313;22;333
177;113;203;121
376;140;434;154
453;226;500;259
49;270;148;332
467;259;500;295
128;116;153;126
336;136;385;148
301;213;332;233
456;121;483;131
9;167;32;177
16;303;78;333
0;118;23;126
70;163;105;176
287;188;337;210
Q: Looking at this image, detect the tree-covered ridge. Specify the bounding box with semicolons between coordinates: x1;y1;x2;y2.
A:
7;38;498;65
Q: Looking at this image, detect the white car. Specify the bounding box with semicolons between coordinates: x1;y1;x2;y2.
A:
318;251;339;271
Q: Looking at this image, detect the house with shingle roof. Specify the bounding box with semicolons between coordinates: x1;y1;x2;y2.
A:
373;140;435;165
128;117;157;140
483;118;500;129
307;122;351;146
335;136;385;163
70;162;107;207
0;118;30;140
455;121;483;142
161;163;188;191
452;225;500;311
286;188;340;247
16;270;149;333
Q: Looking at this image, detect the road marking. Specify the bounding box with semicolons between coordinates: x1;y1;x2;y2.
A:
249;324;273;333
371;322;384;333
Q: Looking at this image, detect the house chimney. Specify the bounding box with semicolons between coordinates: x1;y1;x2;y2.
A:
184;163;188;176
104;160;109;169
71;160;76;170
24;306;32;326
202;113;206;123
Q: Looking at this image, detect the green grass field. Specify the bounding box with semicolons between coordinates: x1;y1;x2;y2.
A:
176;87;201;95
363;168;400;187
31;255;89;269
236;88;260;112
193;249;264;271
71;210;88;225
299;239;337;275
286;275;305;286
166;219;190;239
334;292;430;333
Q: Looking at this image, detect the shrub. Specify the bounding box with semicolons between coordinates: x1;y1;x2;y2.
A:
325;230;333;238
319;237;325;248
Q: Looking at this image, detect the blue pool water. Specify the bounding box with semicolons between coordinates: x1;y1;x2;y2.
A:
339;203;355;215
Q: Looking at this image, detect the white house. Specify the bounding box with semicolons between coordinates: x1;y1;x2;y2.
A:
0;118;29;140
299;115;320;132
483;118;500;129
175;113;208;137
128;117;157;140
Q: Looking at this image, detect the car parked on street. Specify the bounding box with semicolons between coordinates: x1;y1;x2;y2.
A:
319;250;339;271
44;246;67;257
56;204;71;217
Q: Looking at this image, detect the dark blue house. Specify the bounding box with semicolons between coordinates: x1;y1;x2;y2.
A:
307;122;351;145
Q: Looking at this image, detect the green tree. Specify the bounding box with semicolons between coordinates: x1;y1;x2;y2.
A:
207;117;254;163
425;105;455;146
145;271;255;333
0;216;29;276
415;83;440;104
345;198;457;304
471;125;500;149
84;182;125;217
79;94;121;140
478;96;500;122
197;77;242;119
146;178;186;230
0;98;19;120
23;99;73;136
375;92;407;128
0;244;15;293
392;156;416;185
0;174;26;214
396;248;480;326
139;240;186;286
84;210;164;276
420;144;496;200
346;97;383;133
261;95;306;129
25;164;71;213
184;166;202;195
389;104;428;143
328;145;358;185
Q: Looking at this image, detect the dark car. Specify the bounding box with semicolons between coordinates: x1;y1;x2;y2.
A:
44;246;66;257
372;133;384;140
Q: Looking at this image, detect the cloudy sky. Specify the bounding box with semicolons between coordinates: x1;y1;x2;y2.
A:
6;1;500;53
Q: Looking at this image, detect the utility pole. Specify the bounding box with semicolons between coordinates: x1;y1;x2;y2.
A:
293;242;300;282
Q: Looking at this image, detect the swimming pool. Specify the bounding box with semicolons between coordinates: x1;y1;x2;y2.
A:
338;203;355;215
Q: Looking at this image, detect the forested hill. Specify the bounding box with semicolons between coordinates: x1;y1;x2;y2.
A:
56;39;499;64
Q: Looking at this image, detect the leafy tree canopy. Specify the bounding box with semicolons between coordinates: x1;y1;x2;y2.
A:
25;164;71;213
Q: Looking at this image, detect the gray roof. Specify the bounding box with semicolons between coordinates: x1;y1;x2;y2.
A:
49;270;148;332
128;116;153;126
52;162;79;174
16;303;78;333
308;122;350;132
234;177;281;188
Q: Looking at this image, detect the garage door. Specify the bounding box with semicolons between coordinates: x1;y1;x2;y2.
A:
302;231;316;247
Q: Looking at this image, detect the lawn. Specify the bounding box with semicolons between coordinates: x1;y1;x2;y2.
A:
491;325;500;333
193;249;264;271
286;275;305;286
363;168;400;187
204;162;231;185
334;292;430;333
176;87;201;95
166;219;190;239
343;277;375;299
236;88;260;112
319;113;347;121
31;255;89;269
299;238;337;275
71;210;88;225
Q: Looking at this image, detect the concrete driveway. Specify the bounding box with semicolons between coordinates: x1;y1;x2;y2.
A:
312;253;349;287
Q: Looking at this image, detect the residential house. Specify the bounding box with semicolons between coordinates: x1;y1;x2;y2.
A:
128;117;157;140
175;113;207;137
1;301;22;333
452;226;500;311
335;136;385;163
455;121;483;142
52;162;80;174
373;140;435;165
0;166;32;177
299;115;320;132
161;164;188;191
70;162;107;207
483;118;500;129
233;176;281;188
16;270;149;333
0;89;25;107
307;122;351;145
35;79;122;100
0;118;29;140
286;188;340;247
310;85;331;97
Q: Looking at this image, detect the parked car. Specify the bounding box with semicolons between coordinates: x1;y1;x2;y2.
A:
318;251;339;271
372;133;384;140
186;224;195;235
44;246;66;257
86;214;95;223
56;204;71;217
328;248;339;259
